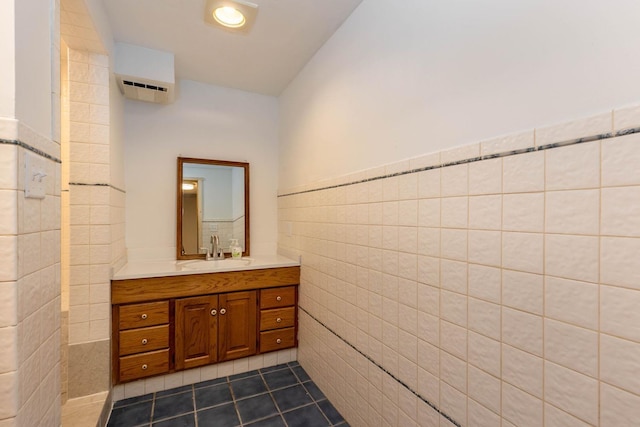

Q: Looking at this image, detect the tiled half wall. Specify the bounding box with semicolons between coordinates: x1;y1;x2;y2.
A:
278;106;640;426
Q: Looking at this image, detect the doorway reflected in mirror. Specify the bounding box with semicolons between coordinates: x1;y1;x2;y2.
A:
177;157;249;260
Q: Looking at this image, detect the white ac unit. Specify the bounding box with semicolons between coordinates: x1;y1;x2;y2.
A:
114;43;175;104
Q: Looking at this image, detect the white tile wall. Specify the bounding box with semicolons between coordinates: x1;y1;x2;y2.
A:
0;121;61;424
66;49;115;345
544;319;597;377
544;361;598;425
502;343;543;398
535;112;612;147
279;107;640;426
545;189;599;235
480;130;534;156
545;142;600;191
602;134;640;186
502;270;543;315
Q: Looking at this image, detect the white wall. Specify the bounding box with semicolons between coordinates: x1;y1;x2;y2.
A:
110;70;125;190
84;0;115;55
0;1;15;120
13;0;52;136
124;79;279;259
279;0;640;189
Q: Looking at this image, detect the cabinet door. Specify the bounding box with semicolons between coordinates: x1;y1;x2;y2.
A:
175;295;218;370
218;291;257;362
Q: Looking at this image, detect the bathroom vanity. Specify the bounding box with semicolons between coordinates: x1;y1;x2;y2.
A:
111;256;300;384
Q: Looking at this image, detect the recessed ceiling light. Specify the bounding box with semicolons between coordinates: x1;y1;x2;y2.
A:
214;6;246;28
205;0;258;33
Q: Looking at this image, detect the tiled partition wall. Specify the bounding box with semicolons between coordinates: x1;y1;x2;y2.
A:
65;48;125;399
278;107;640;426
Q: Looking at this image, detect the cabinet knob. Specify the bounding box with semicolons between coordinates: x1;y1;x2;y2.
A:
141;364;148;370
276;338;282;344
220;308;227;315
141;338;148;345
276;318;282;323
141;313;148;320
210;309;217;316
276;296;282;302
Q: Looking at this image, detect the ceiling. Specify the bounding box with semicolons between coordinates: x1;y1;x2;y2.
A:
100;0;364;96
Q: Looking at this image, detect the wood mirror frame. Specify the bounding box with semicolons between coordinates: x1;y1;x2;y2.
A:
177;157;250;260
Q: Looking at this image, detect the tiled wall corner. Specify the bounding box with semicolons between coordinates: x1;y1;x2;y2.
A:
279;106;640;427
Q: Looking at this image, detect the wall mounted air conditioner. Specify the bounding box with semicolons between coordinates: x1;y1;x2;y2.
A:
114;43;175;104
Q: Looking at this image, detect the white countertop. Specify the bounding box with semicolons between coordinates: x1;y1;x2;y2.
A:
112;254;300;280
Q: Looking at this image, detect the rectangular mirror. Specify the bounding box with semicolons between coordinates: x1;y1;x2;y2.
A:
177;157;250;259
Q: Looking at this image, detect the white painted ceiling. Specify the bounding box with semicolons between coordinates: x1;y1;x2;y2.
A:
101;0;364;96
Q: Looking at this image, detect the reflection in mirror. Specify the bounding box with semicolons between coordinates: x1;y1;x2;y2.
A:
177;157;250;260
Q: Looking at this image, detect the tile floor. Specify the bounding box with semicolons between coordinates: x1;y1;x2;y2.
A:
107;362;348;427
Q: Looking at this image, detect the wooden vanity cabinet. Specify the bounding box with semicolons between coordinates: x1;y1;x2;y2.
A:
175;295;217;370
111;266;300;384
175;291;257;370
218;291;257;361
115;301;171;382
259;286;298;353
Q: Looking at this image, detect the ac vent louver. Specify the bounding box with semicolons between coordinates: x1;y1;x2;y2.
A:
116;76;173;104
122;80;168;92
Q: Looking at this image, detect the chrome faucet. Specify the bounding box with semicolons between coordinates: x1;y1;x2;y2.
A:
211;235;224;260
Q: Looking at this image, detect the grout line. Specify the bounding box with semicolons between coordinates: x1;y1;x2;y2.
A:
313;399;334;426
230;376;248;426
260;369;288;427
278;128;640;198
150;394;156;427
299;305;462;427
192;385;199;427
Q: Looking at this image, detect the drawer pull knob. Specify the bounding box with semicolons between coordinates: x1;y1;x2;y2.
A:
210;309;217;316
141;339;148;345
276;338;282;344
142;364;148;370
141;314;148;320
276;296;282;302
276;318;282;323
220;308;227;315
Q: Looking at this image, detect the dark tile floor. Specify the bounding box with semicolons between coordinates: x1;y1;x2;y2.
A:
107;362;349;427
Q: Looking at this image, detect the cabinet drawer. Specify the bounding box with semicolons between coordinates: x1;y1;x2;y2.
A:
260;307;295;331
260;327;296;353
119;349;169;382
119;301;169;330
119;325;169;356
260;287;296;309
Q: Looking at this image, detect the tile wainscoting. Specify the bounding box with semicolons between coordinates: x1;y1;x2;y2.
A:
278;105;640;426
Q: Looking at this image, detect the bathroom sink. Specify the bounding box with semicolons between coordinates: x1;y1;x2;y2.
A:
179;258;253;270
